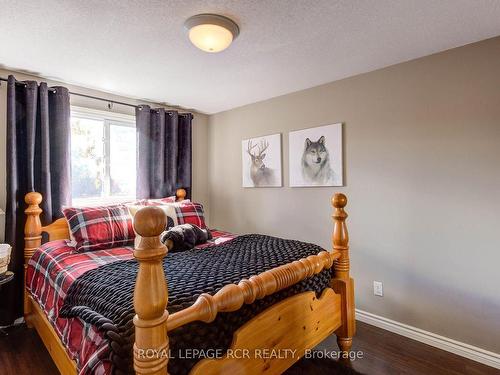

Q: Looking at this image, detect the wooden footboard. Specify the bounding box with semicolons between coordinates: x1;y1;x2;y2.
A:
192;289;342;375
132;193;355;375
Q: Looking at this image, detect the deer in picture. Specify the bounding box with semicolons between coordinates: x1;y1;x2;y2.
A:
246;139;276;186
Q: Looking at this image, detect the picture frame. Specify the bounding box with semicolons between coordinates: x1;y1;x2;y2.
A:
242;133;282;187
289;123;343;187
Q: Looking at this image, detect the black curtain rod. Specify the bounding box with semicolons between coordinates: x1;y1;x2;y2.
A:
69;92;140;109
0;77;138;109
0;77;191;115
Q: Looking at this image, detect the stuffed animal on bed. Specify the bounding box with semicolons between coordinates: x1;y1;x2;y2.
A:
160;224;212;252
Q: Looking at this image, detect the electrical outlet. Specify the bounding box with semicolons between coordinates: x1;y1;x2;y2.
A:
373;281;383;296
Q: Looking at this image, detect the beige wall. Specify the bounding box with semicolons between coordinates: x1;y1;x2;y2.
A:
208;37;500;352
0;69;210;238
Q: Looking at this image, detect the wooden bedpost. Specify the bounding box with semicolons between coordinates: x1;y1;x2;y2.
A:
331;193;356;354
133;206;169;375
176;188;186;201
24;192;43;324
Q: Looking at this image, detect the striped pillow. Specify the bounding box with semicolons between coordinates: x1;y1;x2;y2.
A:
174;202;207;229
63;204;135;252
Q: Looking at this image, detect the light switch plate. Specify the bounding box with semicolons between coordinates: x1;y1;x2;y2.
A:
373;281;383;296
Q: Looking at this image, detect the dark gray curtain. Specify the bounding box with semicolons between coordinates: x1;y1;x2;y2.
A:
0;75;71;325
136;105;192;199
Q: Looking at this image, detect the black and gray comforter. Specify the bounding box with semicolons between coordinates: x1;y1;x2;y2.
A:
60;234;332;375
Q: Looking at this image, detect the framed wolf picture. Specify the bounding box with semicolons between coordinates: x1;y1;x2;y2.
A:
242;133;282;187
289;123;343;187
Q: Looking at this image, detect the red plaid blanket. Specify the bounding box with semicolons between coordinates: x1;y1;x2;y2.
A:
26;230;235;375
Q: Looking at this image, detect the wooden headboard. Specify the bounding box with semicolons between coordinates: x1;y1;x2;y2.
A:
24;188;188;251
22;188;187;320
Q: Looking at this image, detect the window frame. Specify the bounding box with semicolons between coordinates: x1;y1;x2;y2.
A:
70;106;136;207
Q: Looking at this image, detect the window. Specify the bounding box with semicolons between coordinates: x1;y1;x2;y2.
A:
70;107;136;206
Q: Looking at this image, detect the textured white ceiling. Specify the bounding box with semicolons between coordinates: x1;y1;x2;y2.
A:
1;0;500;113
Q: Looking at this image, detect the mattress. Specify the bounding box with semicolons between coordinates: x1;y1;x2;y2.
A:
26;230;235;375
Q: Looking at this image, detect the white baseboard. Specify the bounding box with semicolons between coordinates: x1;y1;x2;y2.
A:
356;309;500;370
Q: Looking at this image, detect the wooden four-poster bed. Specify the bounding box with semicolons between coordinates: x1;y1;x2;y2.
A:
23;189;355;374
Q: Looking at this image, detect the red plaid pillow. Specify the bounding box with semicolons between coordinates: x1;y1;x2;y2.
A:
174;202;207;229
63;205;135;252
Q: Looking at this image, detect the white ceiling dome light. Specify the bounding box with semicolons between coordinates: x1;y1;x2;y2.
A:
184;14;239;53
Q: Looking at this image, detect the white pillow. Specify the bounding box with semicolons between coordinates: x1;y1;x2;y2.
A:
127;205;178;248
147;198;190;205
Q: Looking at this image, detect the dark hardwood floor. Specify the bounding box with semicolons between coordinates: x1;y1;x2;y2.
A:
0;321;498;375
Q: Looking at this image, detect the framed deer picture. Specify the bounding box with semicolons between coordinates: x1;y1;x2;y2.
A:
242;133;282;187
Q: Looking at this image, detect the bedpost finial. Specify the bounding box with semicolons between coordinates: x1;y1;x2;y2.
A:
25;192;42;205
176;188;187;201
134;206;166;237
332;193;347;209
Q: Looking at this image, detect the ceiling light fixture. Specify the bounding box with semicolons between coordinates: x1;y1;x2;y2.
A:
184;14;239;53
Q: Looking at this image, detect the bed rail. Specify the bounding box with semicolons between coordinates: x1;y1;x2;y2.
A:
132;193;353;375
